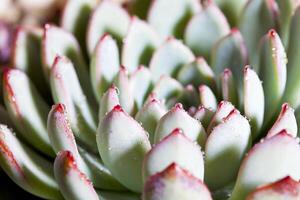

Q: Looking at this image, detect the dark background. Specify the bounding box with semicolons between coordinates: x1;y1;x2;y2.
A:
0;170;41;200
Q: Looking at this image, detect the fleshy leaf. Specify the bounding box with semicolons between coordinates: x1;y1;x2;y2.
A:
211;28;248;105
113;67;134;115
42;25;95;103
205;109;251;190
177;57;215;89
87;1;130;54
61;0;94;57
143;128;204;181
130;66;153;109
79;148;126;191
267;103;297;138
97;105;151;192
135;97;166;144
97;190;140;200
184;0;230;58
284;7;300;109
99;85;120;123
239;0;279;64
215;0;248;26
150;38;195;81
122;17;161;72
199;85;217;111
246;176;300;200
178;84;200;108
276;0;299;47
50;56;97;152
90;34;120;100
150;76;183;107
154;103;206;147
48;104;125;190
243;66;264;139
54;151;99;200
0;125;62;199
207;101;235;134
230;130;300;200
259;29;287;126
193;106;215;129
143;163;212;200
12;26;48;98
148;0;201;38
221;68;238;106
3;68;54;156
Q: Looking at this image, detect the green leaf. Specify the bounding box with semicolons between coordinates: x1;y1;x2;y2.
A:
266;103;297;139
50;56;97;152
135;97;167;144
130;66;153;109
127;0;152;19
87;1;130;54
239;0;279;64
207;101;235;134
150;76;183;107
221;68;238;106
283;7;300;109
258;29;287;127
193;106;214;129
3;68;54;156
246;176;300;200
61;0;94;58
122;17;161;72
211;28;248;107
243;66;264;139
113;67;135;115
276;0;298;47
143;128;204;181
154;103;206;148
199;85;217;110
43;25;95;104
215;0;247;26
12;27;48;99
99;85;120;123
0;125;63;199
150;38;195;81
54;151;99;200
143;163;212;200
97;190;140;200
205;109;251;190
230;130;300;200
97;105;151;192
90;34;120;100
177;57;215;89
148;0;201;38
184;1;230;58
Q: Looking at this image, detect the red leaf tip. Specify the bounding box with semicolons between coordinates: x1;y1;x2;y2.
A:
281;103;291;112
174;103;183;110
231;27;240;34
224;109;239;121
268;29;277;38
170;128;183;135
223;68;232;77
112;105;123;112
53;103;66;113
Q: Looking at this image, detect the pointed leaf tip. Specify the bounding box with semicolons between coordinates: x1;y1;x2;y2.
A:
143;163;212;200
246;176;300;200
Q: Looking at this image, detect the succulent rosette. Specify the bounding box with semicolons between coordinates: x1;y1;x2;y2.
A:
0;0;300;199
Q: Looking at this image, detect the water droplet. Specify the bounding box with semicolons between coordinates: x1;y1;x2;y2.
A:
260;139;264;143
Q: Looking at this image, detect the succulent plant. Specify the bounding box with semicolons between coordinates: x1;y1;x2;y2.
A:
1;0;300;199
